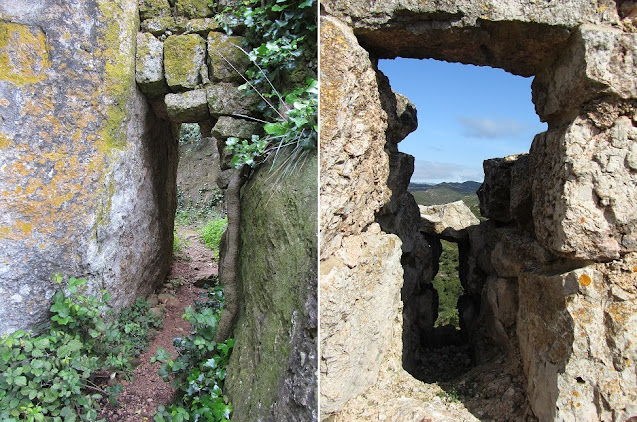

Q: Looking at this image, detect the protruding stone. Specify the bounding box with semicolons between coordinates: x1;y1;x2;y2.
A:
164;34;206;90
210;116;261;140
135;32;166;97
165;89;208;122
419;201;480;241
140;17;188;36
207;32;250;82
175;0;214;18
139;0;171;21
530;112;637;260
206;83;260;116
185;18;221;36
533;26;637;122
478;155;519;223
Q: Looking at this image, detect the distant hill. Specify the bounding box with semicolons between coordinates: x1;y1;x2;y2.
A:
408;181;482;218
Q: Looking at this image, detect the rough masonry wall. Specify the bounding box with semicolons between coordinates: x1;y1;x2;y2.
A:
319;16;406;418
0;0;177;334
321;1;637;421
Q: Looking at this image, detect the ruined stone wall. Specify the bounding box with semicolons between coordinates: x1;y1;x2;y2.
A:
321;1;637;420
0;0;177;334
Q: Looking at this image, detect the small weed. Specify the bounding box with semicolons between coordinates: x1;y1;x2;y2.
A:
437;387;461;403
173;231;190;255
200;216;228;258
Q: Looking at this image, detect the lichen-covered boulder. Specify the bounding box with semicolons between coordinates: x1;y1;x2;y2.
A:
210;116;260;139
206;83;259;116
164;34;206;90
165;89;208;122
175;0;213;18
139;0;171;21
0;0;177;334
207;32;250;82
225;153;317;421
135;32;167;97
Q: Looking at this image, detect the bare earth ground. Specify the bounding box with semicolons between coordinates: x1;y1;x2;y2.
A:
100;226;216;421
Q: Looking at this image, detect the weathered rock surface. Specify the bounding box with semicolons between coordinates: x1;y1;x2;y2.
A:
225;153;317;422
207;32;250;83
165;89;209;122
135;32;167;97
206;83;259;116
0;0;177;333
420;201;480;241
210;116;260;140
321;0;618;77
319;16;391;259
164;34;206;90
530;110;637;260
517;255;637;422
175;0;213;19
320;228;404;417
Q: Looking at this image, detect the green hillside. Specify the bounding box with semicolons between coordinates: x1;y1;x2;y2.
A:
409;181;482;218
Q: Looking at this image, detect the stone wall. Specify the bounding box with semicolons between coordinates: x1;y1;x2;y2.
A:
0;0;177;334
320;1;637;420
225;153;318;422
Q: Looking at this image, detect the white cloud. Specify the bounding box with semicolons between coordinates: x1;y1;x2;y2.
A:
411;160;483;183
457;116;529;139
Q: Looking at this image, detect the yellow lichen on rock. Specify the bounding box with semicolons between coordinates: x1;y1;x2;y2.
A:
0;21;50;86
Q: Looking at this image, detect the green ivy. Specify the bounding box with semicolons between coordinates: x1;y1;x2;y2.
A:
153;286;234;422
0;275;162;421
216;0;317;169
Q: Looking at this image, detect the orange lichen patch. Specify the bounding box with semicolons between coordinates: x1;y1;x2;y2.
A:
580;217;586;223
0;22;50;86
0;226;10;238
15;220;33;235
0;98;9;107
579;274;592;286
0;132;12;149
632;267;637;273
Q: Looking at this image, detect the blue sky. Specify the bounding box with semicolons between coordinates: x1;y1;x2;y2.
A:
377;58;547;183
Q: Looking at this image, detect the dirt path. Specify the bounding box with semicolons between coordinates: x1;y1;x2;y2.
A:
100;226;217;421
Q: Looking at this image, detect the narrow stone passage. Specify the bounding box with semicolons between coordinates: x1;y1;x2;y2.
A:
99;226;215;421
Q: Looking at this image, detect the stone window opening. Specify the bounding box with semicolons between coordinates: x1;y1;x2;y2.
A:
374;58;543;384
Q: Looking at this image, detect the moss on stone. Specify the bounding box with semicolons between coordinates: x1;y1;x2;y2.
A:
97;0;138;153
225;151;317;420
139;0;171;20
175;0;213;18
164;34;206;90
0;21;50;86
207;32;249;82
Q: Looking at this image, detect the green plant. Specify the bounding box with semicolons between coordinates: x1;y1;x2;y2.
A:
437;387;461;403
153;286;234;422
175;185;225;227
215;0;317;170
178;123;202;145
173;231;190;254
0;275;162;421
432;240;464;328
200;216;228;258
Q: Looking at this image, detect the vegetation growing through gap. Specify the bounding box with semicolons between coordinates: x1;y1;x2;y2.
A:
432;240;464;328
216;0;318;170
0;274;162;421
